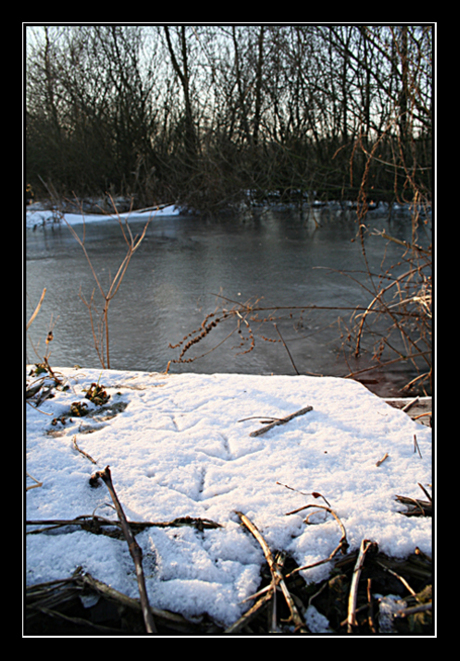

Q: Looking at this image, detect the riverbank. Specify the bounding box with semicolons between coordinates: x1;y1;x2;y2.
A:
25;366;432;635
25;196;430;230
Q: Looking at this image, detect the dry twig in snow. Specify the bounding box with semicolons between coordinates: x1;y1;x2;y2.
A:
235;510;309;633
89;466;157;633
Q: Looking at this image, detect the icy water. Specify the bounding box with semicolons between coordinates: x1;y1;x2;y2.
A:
25;205;431;396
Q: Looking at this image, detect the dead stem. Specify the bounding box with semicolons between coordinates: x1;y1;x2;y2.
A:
72;436;97;464
347;539;376;632
63;196;153;369
89;466;156;633
285;504;349;578
27;288;47;330
26;473;43;491
235;511;309;633
274;322;299;375
248;406;313;437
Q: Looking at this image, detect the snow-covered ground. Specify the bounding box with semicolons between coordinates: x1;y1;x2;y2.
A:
26;367;432;629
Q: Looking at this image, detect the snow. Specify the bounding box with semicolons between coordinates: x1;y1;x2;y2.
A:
25;367;432;629
25;203;180;229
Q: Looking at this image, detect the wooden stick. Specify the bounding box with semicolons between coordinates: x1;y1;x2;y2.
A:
347;539;375;632
224;590;273;633
235;511;309;633
402;396;420;412
249;406;313;437
72;435;97;464
376;560;417;596
413;434;423;458
27;287;47;330
418;482;432;502
375;452;389;467
90;466;157;633
26;514;222;536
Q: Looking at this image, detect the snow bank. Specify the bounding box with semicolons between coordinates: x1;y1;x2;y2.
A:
25;204;180;229
26;369;432;628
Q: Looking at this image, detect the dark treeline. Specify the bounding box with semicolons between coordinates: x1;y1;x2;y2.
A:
25;25;433;213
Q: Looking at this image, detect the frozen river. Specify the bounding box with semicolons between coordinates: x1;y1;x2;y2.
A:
25;205;431;397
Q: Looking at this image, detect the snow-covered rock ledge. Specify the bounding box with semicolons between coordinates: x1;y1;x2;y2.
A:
26;368;432;629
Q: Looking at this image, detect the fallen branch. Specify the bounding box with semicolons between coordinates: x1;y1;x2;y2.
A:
26;514;222;537
235;510;309;633
248;406;313;437
347;539;377;632
89;466;156;633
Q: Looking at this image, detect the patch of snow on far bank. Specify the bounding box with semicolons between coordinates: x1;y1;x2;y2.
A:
26;203;181;229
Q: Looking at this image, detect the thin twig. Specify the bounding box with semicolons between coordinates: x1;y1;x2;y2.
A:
347;539;376;632
72;436;97;464
375;561;417;596
90;466;157;633
274;322;299;375
285;504;349;578
395;494;432;516
402;396;420;412
249;406;313;437
225;590;273;633
26;514;222;536
375;452;389;467
418;483;432;502
27;288;47;330
413;434;423;458
235;511;309;633
26;473;43;491
366;578;376;633
276;482;331;507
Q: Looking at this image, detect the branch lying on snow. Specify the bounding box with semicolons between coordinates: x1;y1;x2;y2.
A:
89;466;157;634
240;405;313;437
26;514;223;537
